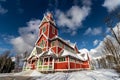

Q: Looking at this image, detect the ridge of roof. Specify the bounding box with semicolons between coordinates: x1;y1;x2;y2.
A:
51;36;76;49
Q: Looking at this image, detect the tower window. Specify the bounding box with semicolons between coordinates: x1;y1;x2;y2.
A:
40;40;45;48
42;27;46;33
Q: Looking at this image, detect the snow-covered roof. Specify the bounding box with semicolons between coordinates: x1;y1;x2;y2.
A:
37;49;56;58
61;49;78;59
78;49;89;61
52;35;76;49
61;49;89;61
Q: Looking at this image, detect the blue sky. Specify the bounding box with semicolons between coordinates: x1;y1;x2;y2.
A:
0;0;120;54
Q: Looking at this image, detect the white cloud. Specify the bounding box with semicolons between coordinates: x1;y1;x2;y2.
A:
0;5;8;14
93;39;100;46
84;27;102;35
84;27;92;35
10;19;40;54
82;0;92;6
102;0;120;12
55;0;91;35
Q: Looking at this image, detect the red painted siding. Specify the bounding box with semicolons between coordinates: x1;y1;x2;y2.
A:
76;63;81;68
81;61;89;68
49;25;58;39
70;62;75;69
51;47;57;53
39;22;49;37
58;47;62;54
54;62;68;69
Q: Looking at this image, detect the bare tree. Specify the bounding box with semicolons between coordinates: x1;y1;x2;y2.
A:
0;51;15;73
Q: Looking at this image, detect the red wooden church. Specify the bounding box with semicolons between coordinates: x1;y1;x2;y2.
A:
23;12;90;72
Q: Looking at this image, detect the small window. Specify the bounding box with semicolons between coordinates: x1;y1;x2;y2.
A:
42;27;46;33
51;41;55;47
40;40;45;48
59;57;66;62
70;58;75;62
52;27;55;34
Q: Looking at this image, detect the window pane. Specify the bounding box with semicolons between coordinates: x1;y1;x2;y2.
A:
40;40;45;48
51;41;55;46
70;58;75;62
59;57;65;62
42;27;46;32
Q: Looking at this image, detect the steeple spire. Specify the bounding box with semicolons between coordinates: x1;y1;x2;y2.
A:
46;12;53;20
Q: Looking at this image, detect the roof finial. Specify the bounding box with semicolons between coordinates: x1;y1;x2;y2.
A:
46;12;53;19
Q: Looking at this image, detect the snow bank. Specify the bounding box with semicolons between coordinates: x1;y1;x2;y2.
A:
36;69;120;80
30;70;43;77
0;69;120;80
14;70;43;76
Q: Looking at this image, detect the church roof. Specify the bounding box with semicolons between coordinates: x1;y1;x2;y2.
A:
39;12;57;29
61;49;89;61
51;35;76;49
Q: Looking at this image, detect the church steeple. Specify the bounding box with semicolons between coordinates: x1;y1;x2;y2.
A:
36;12;58;50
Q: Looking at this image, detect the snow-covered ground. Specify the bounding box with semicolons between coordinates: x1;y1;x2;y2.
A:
0;69;120;80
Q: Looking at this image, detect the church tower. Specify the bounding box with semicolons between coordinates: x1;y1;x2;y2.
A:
36;12;58;51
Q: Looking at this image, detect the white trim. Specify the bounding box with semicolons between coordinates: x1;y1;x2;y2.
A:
68;56;70;69
39;15;49;28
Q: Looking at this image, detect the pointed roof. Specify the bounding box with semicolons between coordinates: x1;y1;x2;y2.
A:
51;35;77;50
39;12;57;28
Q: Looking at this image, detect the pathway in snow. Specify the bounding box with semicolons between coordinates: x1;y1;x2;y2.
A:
0;69;120;80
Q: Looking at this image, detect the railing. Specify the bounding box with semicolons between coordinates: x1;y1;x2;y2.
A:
37;65;53;71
